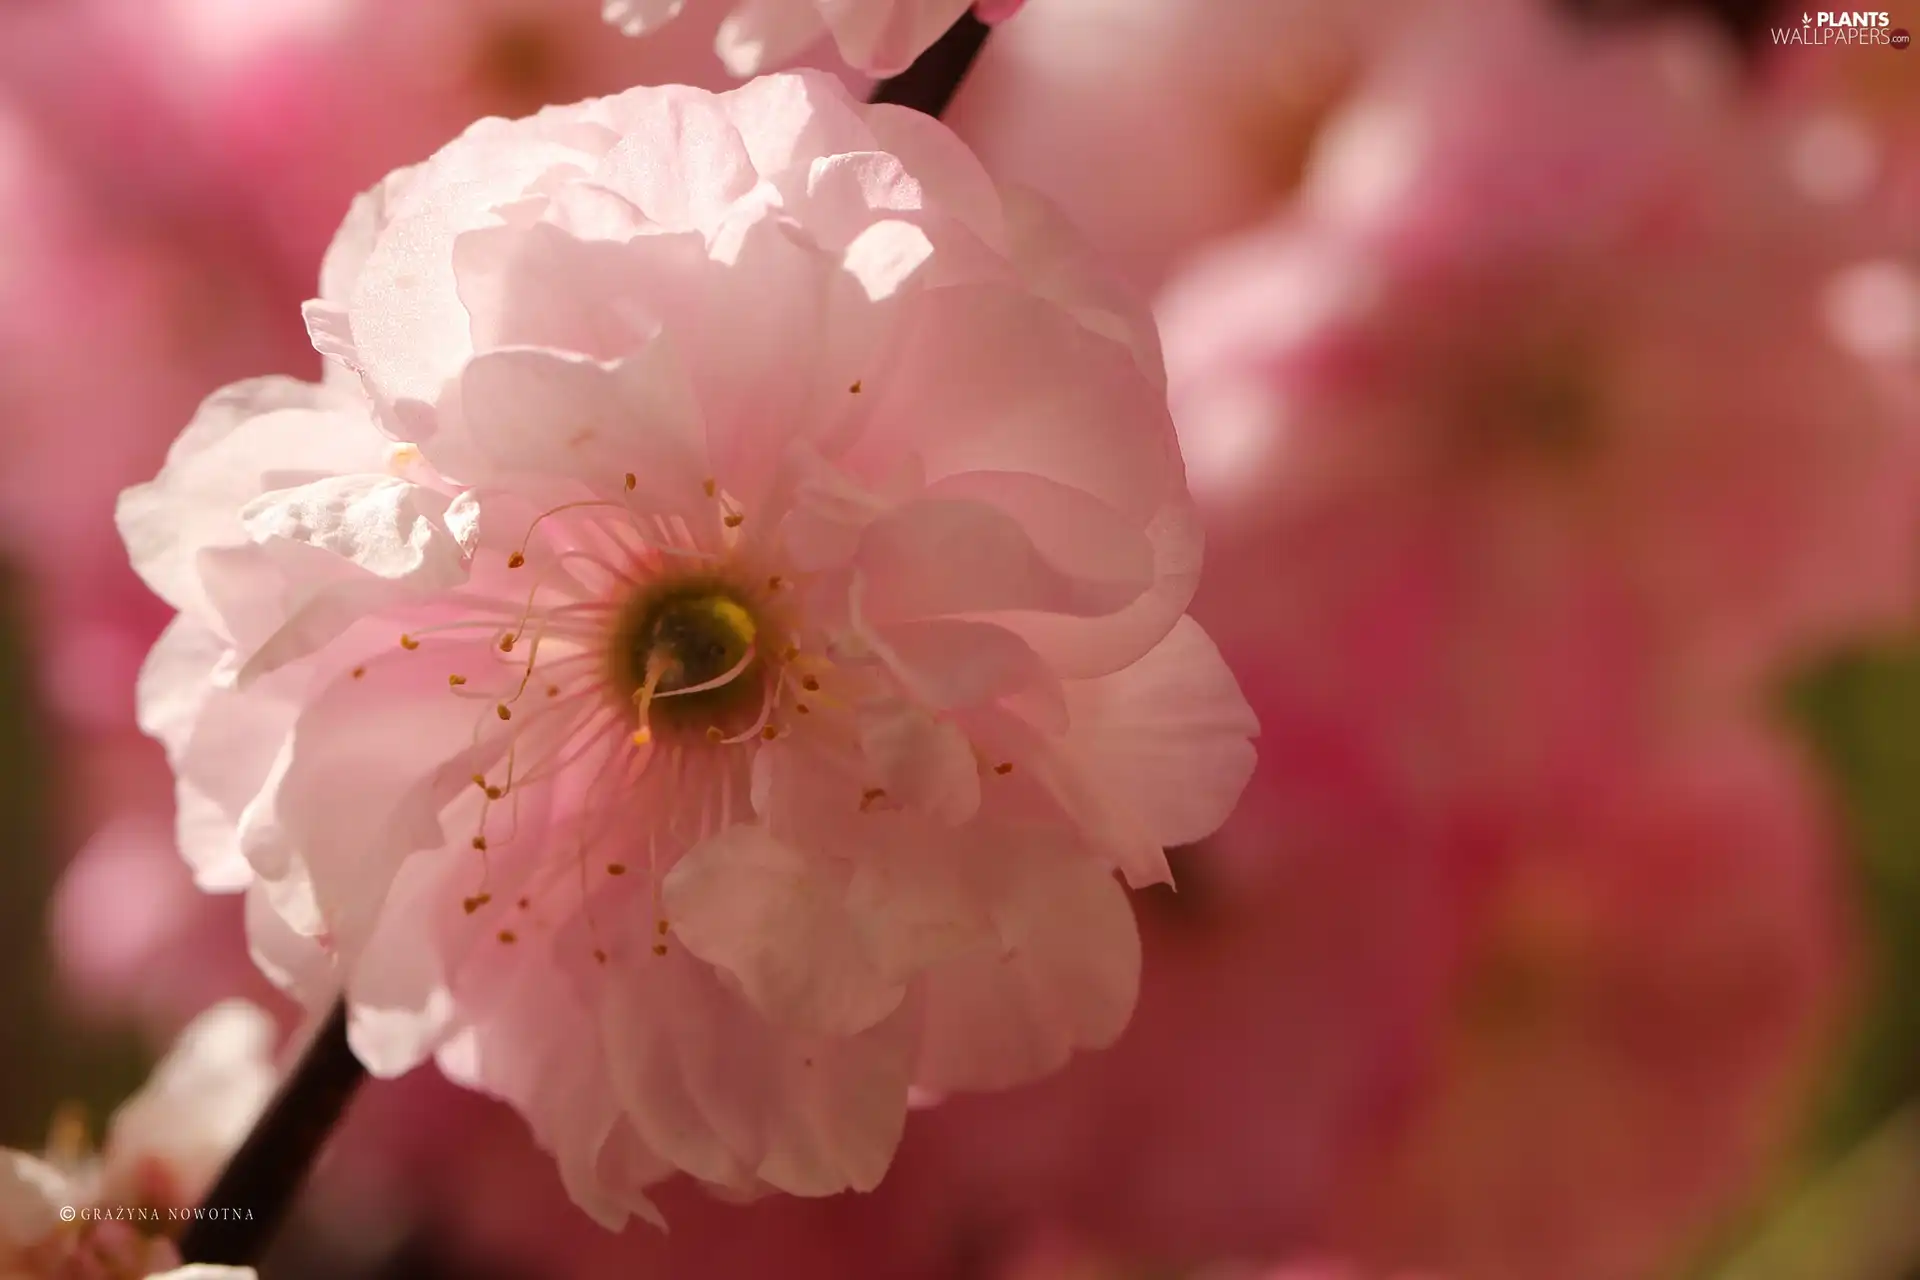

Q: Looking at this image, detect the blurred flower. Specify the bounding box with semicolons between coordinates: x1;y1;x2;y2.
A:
1160;0;1918;795
945;0;1409;289
0;0;766;293
0;1002;275;1279
604;0;1020;78
120;72;1251;1226
1335;729;1848;1280
1150;6;1868;1277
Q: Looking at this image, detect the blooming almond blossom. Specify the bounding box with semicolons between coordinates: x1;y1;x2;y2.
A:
120;71;1254;1226
1;1002;276;1279
604;0;1023;78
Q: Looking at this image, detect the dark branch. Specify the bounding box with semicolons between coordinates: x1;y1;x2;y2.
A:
178;1003;366;1266
867;11;991;116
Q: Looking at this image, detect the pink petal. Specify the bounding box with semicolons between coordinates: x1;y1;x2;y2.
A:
915;842;1140;1092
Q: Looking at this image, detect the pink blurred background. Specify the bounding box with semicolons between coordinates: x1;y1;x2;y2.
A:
4;1;1919;1277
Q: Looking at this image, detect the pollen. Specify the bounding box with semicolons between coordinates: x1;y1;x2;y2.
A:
462;893;492;915
351;666;367;680
399;634;420;651
861;787;887;811
594;948;609;964
448;674;468;687
702;477;717;498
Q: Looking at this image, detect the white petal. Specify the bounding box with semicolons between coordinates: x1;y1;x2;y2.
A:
715;0;828;75
604;0;687;36
915;843;1140;1093
100;1001;278;1206
858;701;981;824
0;1150;71;1252
116;379;386;623
663;827;907;1036
1061;615;1259;855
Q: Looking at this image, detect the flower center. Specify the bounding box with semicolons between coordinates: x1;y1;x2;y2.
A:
615;581;765;737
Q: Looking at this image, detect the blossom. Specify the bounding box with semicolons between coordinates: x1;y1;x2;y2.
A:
1;1003;276;1280
604;0;1023;78
121;71;1253;1226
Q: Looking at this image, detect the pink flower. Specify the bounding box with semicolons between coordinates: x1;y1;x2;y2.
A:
120;72;1254;1225
1336;730;1847;1280
944;0;1408;289
1160;2;1918;747
605;0;1021;78
1;1003;276;1280
0;0;766;295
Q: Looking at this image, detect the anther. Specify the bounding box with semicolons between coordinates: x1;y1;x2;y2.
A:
471;836;488;851
624;473;638;492
351;666;367;680
498;930;517;945
723;512;744;528
632;728;652;748
796;703;811;715
768;575;785;591
656;919;670;936
546;685;561;698
517;896;531;910
861;787;887;811
652;943;669;957
706;726;724;742
607;863;628;876
485;785;505;801
507;552;526;569
782;644;800;661
449;674;468;687
594;948;609;964
702;478;717;498
760;724;780;741
400;634;420;651
801;675;820;692
462;894;492;915
496;704;512;721
849;380;863;394
994;762;1015;776
498;634;516;654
